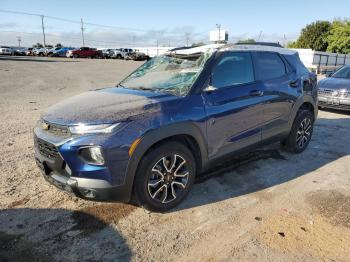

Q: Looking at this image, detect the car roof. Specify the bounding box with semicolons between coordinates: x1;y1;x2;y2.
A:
235;42;283;48
168;43;297;56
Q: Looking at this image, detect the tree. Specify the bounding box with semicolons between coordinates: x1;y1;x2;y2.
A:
287;41;298;48
55;43;63;48
33;43;43;48
236;39;256;44
290;21;331;51
327;19;350;54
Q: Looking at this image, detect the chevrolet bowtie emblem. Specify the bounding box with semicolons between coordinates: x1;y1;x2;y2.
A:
42;122;50;130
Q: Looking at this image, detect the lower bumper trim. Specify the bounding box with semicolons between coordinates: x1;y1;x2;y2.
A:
318;101;350;111
42;171;131;202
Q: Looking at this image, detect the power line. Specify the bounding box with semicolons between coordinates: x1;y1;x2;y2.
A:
0;9;185;35
0;30;176;47
0;9;210;47
0;9;41;17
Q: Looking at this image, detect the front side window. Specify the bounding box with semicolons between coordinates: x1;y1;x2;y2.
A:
255;52;286;81
332;66;350;79
212;52;254;88
120;52;212;96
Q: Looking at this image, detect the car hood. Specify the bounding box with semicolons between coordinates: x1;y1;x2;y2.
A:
318;77;350;90
42;87;179;125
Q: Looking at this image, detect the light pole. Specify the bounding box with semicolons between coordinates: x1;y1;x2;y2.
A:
41;15;46;47
216;24;221;43
186;33;190;47
81;18;85;47
17;36;21;47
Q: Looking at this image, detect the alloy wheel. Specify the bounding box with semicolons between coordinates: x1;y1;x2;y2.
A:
148;154;189;204
296;117;312;149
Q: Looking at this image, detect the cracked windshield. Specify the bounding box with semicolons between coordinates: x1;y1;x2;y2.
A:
120;52;212;96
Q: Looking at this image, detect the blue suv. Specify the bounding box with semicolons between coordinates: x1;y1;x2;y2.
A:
34;44;318;211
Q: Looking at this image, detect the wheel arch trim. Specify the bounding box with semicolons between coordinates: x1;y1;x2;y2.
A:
122;122;208;201
288;95;317;129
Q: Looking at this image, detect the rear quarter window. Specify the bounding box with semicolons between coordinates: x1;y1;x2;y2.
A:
254;52;286;81
283;53;310;75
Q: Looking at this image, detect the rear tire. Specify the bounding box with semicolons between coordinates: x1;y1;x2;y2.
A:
134;141;196;212
283;110;314;153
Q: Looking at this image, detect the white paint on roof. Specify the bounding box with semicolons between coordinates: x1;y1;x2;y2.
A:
166;44;225;55
220;44;297;55
166;43;297;56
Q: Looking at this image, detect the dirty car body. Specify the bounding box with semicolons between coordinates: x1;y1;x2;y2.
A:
34;44;318;210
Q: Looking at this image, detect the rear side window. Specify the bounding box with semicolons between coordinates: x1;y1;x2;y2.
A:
212;52;254;88
255;52;286;81
283;53;310;75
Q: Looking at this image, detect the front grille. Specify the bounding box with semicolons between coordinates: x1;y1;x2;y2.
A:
317;89;333;97
34;136;59;159
318;88;350;98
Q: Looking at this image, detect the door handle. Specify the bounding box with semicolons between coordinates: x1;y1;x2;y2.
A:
250;90;264;96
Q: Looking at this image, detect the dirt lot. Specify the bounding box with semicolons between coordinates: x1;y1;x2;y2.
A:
1;56;350;262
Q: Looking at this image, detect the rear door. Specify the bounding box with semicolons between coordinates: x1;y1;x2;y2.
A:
203;51;265;159
252;51;297;140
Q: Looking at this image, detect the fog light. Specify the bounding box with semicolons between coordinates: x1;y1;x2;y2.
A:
79;146;105;165
79;188;97;198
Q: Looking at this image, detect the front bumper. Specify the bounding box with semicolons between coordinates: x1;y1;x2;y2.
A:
318;95;350;111
38;166;129;200
33;128;131;202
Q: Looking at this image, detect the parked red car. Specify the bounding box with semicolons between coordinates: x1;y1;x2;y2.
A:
66;47;102;58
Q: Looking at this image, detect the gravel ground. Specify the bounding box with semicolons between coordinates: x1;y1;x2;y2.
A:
0;56;350;261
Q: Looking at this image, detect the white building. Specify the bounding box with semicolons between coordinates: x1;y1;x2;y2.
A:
293;48;350;73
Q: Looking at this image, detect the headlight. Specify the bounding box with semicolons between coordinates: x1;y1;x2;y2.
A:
69;123;120;134
79;146;105;165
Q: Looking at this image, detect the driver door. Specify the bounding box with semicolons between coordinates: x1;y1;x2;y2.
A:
202;51;265;159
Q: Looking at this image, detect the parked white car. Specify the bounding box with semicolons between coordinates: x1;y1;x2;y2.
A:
110;48;134;59
33;48;48;56
0;46;13;55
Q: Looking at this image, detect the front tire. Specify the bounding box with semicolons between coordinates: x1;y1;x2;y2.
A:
283;110;314;153
134;141;196;212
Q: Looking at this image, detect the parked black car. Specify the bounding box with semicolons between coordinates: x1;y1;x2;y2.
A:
318;65;350;111
34;44;318;211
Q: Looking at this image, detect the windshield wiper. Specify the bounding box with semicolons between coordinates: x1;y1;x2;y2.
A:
116;83;126;88
138;86;155;91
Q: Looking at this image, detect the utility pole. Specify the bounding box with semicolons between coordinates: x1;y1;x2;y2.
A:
17;36;21;47
41;15;46;47
81;18;85;47
216;24;221;43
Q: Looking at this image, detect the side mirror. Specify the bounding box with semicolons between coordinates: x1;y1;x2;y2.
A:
326;72;333;77
203;85;218;93
203;74;218;93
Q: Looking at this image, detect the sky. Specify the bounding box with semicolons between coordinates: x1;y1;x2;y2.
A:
0;0;349;47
